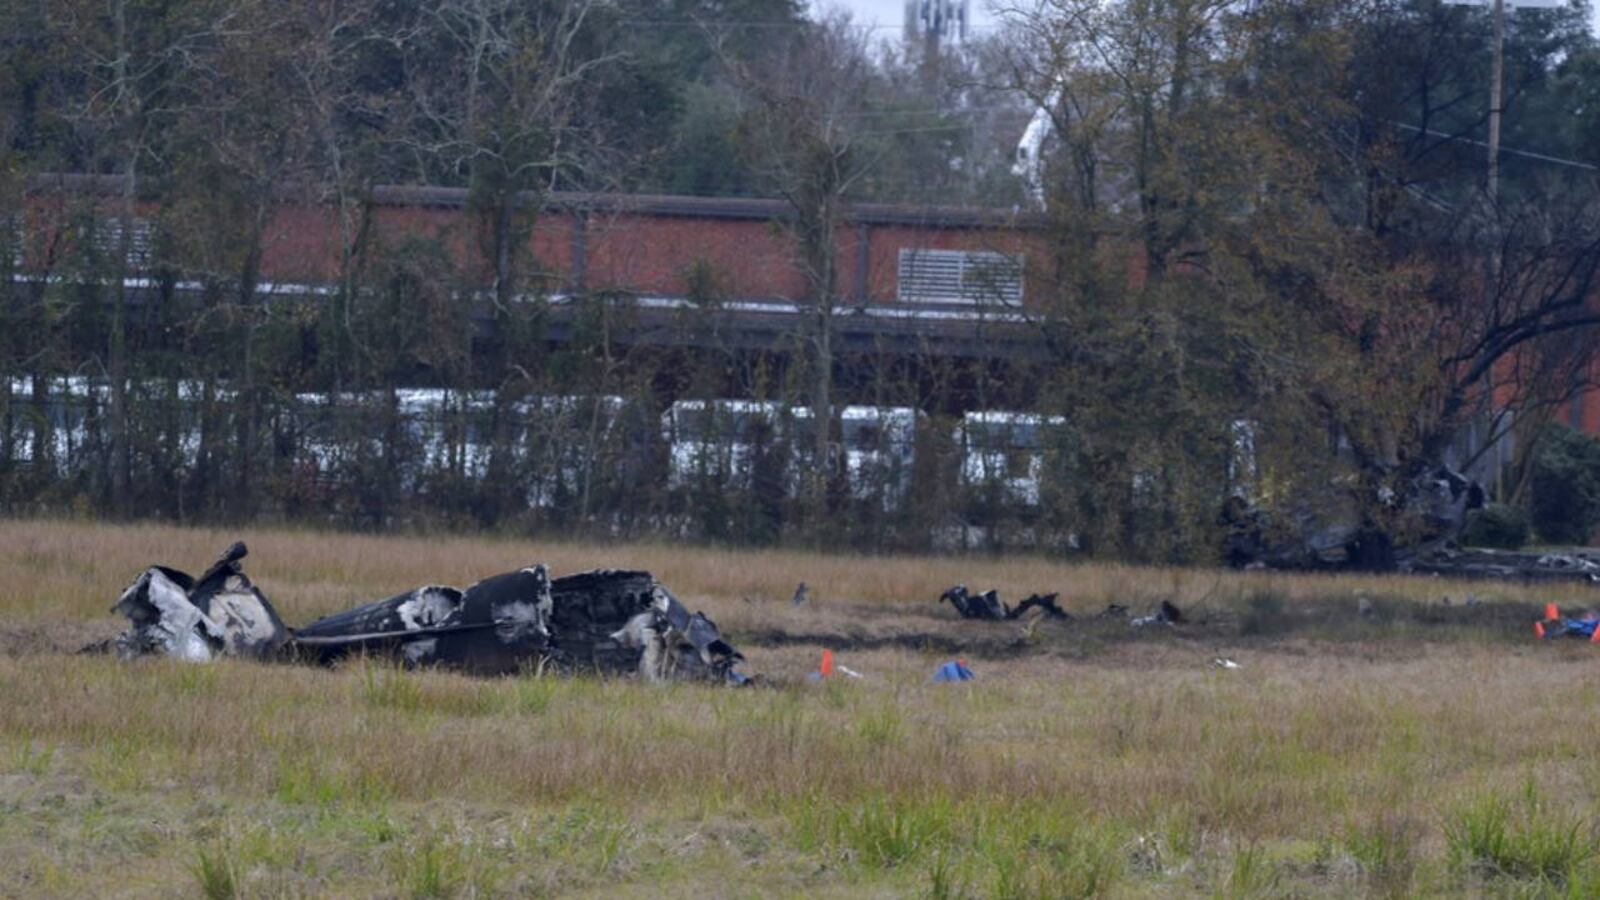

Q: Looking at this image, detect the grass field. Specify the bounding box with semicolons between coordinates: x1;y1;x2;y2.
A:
2;518;1600;897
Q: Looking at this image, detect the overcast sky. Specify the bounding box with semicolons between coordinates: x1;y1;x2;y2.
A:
815;0;1001;42
814;0;1599;43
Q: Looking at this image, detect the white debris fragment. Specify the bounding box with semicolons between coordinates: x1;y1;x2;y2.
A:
113;567;225;662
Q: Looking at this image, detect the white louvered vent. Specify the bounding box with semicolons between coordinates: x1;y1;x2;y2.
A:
93;217;153;267
5;215;21;268
897;248;1024;305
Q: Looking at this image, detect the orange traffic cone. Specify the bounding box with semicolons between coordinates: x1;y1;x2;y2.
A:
1545;602;1560;622
1590;624;1600;643
819;648;835;678
1535;621;1546;639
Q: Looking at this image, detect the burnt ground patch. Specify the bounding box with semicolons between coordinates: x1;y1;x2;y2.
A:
735;592;1554;661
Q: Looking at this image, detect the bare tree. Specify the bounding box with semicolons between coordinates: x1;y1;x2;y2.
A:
397;0;620;312
50;0;245;513
726;15;880;511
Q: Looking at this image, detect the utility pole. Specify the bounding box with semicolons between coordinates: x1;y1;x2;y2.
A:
1443;0;1563;501
1445;0;1564;199
1487;0;1504;203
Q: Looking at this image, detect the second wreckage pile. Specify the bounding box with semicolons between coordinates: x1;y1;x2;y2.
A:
103;542;749;684
939;583;1184;627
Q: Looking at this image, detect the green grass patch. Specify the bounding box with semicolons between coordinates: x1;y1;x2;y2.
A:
359;663;429;713
1344;813;1420;896
191;841;242;900
1445;790;1598;885
790;794;1125;898
8;738;54;776
273;755;394;810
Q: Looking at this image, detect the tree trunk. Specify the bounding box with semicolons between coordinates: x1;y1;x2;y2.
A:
107;0;133;517
803;193;837;514
108;163;135;517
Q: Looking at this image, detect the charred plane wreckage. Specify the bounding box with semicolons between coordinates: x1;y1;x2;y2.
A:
99;543;750;684
1221;462;1600;582
294;567;747;682
940;585;1068;621
937;586;1185;629
1222;464;1487;572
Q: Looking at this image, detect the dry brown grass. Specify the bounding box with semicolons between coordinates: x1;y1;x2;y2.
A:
0;516;1579;636
1;518;1598;897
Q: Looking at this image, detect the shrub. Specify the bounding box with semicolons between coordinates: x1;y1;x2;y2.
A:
191;843;241;900
1461;503;1530;549
1530;424;1600;546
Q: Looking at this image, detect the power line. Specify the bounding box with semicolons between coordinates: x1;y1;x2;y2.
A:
859;122;980;136
616;18;1002;32
1395;121;1597;171
834;105;1025;120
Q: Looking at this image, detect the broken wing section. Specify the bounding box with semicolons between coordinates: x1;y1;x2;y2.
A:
291;566;553;675
292;585;467;645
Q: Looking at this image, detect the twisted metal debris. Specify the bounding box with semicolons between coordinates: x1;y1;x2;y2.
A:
101;543;749;684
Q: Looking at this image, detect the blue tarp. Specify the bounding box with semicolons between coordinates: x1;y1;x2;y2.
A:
933;660;975;682
1560;618;1600;639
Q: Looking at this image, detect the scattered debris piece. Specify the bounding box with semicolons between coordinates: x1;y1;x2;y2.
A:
104;542;287;662
933;660;976;682
1013;593;1069;620
1357;596;1375;619
792;582;810;606
1101;604;1128;619
940;585;1005;620
1212;657;1242;670
1130;600;1184;628
1407;548;1600;583
939;585;1067;621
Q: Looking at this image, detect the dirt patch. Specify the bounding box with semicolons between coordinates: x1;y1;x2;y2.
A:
0;618;122;657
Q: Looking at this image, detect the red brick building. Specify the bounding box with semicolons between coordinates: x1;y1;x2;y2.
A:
13;175;1599;437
